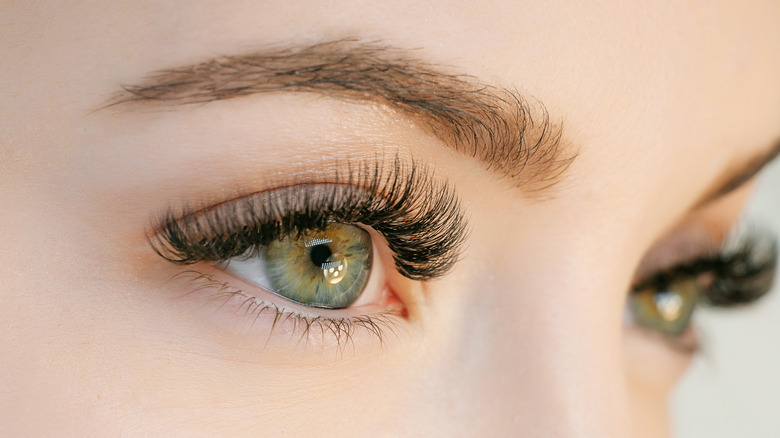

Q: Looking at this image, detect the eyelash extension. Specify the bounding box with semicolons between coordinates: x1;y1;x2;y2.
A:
149;157;468;281
631;227;778;308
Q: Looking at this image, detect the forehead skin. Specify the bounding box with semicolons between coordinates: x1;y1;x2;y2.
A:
1;1;780;438
4;1;780;209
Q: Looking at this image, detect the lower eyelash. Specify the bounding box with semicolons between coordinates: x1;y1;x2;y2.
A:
173;270;405;353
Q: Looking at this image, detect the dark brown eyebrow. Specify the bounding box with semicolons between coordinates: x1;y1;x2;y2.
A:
696;139;780;207
107;39;575;193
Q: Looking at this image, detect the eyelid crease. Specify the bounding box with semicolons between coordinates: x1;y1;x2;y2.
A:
149;155;469;281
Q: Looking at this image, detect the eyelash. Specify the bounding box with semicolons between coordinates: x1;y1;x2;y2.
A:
631;228;777;307
150;157;468;279
150;158;467;348
629;226;777;349
171;269;404;350
150;158;777;351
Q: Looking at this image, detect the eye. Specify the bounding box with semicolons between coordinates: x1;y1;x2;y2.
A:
148;159;468;349
224;223;373;309
627;227;777;343
628;272;713;336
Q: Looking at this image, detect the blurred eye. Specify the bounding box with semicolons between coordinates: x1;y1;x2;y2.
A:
627;226;777;341
224;223;373;309
628;272;713;336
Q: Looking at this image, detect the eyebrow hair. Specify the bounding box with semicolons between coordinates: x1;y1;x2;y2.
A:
107;39;574;193
697;139;780;207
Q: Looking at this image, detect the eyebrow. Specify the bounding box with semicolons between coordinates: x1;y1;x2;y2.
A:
696;139;780;208
107;39;574;193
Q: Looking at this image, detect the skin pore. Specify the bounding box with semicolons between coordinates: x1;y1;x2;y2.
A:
2;1;780;437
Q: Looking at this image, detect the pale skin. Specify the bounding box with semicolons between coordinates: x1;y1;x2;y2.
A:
2;2;780;437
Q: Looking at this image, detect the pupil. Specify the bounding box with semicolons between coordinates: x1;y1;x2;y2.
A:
309;244;332;267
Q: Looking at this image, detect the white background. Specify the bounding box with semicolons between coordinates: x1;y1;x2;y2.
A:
674;158;780;437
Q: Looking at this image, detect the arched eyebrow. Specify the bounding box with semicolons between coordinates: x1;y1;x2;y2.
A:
106;39;575;194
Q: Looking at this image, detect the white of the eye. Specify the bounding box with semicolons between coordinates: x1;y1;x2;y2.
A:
223;253;273;290
223;251;348;290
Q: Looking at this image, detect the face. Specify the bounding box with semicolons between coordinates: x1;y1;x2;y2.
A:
2;2;780;437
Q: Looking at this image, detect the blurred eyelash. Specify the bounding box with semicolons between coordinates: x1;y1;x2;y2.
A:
632;227;778;308
149;156;468;281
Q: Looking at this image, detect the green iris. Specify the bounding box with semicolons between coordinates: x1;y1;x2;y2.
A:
263;223;373;309
629;274;710;336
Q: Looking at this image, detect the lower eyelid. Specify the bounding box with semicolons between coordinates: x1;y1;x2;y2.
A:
622;304;700;354
167;267;409;354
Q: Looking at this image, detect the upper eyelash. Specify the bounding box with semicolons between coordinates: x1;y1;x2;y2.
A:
631;228;778;307
149;156;469;281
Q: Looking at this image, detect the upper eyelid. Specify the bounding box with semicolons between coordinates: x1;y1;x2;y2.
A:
148;157;469;281
632;255;723;292
148;154;425;230
631;225;778;295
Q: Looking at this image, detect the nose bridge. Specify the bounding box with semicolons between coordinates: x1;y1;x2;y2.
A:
419;250;633;436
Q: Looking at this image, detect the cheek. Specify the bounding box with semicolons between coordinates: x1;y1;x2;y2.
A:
623;325;694;437
623;327;694;390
